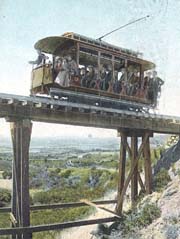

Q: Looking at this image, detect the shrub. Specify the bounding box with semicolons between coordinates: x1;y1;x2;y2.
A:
153;168;171;191
136;203;161;226
0;189;11;207
94;203;161;238
122;203;161;233
60;169;72;178
2;170;12;179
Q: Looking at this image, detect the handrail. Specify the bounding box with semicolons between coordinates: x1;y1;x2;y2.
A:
0;217;118;235
0;199;117;213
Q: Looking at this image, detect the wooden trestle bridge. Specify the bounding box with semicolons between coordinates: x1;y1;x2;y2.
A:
0;92;180;239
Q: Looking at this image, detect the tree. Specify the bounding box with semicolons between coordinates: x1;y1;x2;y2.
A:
0;189;11;207
2;170;12;179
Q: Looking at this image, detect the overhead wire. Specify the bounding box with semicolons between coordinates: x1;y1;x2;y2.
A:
96;15;150;41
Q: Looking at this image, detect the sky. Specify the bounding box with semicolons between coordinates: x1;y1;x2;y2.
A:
0;0;179;138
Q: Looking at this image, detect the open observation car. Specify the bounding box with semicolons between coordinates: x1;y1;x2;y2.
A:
30;32;163;111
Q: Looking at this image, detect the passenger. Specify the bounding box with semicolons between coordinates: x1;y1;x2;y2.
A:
146;71;154;100
119;68;126;95
152;71;164;103
126;66;134;95
105;65;113;91
108;68;117;93
143;71;151;99
80;67;87;87
53;57;62;80
143;72;149;89
130;69;140;96
86;65;95;88
113;71;121;93
134;80;140;97
148;71;164;106
127;66;134;81
92;67;100;89
55;57;70;87
29;49;47;66
99;65;107;90
136;70;141;92
65;55;79;77
54;57;62;71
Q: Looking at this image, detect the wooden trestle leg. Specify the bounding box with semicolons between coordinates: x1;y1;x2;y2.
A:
143;134;152;194
116;130;152;215
116;131;127;214
10;119;32;239
131;136;138;205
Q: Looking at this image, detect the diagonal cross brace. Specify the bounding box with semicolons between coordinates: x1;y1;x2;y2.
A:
116;132;150;215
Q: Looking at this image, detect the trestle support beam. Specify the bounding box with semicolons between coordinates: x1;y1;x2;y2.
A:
116;129;153;215
10;119;32;239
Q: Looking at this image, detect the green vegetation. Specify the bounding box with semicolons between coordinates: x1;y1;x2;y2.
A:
0;213;10;228
153;168;171;192
96;203;161;238
31;207;92;239
125;146;165;174
0;213;10;239
0;160;11;173
151;146;164;165
0;155;119;239
120;203;161;234
0;188;11;207
2;170;12;179
72;152;119;169
32;168;118;205
0;143;167;239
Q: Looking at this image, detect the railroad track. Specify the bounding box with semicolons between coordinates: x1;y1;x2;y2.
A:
0;92;176;118
0;92;179;133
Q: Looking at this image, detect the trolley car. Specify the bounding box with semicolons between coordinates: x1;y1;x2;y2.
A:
30;32;163;111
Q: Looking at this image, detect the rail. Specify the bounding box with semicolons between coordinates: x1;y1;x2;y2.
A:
0;200;118;236
0;199;117;213
0;92;180;134
0;217;118;235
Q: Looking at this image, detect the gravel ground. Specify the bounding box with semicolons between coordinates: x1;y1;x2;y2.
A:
0;179;12;190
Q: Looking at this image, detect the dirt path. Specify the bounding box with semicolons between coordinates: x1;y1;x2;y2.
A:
58;191;118;239
0;179;12;190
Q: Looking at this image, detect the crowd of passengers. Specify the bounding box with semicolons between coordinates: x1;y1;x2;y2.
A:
29;51;164;102
53;55;164;102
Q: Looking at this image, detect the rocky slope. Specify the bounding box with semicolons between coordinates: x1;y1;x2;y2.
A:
137;160;180;239
94;141;180;239
154;139;180;175
95;162;180;239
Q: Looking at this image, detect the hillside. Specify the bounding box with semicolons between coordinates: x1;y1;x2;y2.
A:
93;141;180;239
